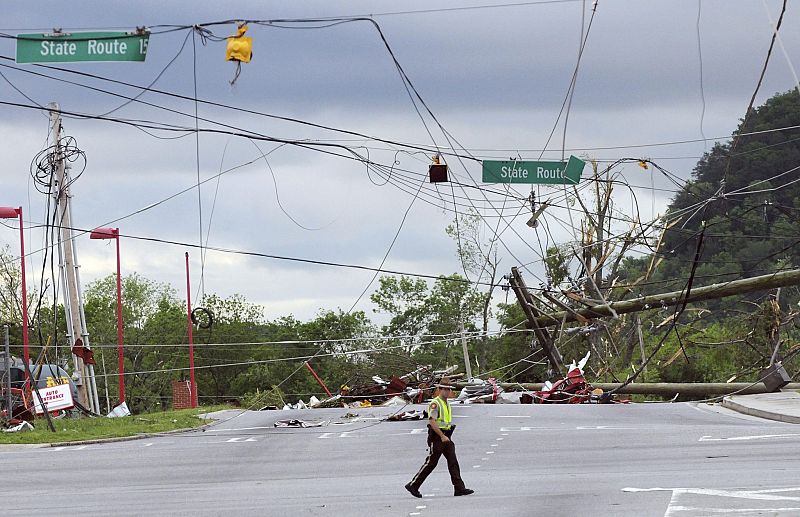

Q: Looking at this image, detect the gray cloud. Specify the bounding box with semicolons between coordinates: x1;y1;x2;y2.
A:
2;0;798;321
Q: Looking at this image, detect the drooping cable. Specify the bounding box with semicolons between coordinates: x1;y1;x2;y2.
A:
192;28;206;300
696;0;707;150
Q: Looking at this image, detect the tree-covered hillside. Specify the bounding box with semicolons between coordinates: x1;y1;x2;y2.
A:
613;89;800;385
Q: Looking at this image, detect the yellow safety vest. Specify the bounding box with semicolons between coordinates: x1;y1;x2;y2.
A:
429;396;452;430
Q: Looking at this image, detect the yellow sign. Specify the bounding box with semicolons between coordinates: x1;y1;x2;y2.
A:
46;376;71;388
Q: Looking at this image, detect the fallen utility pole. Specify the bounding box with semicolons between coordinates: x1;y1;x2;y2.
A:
456;381;800;397
509;267;562;371
531;268;800;327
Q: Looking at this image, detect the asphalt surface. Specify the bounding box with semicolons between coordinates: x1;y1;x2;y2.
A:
3;401;800;516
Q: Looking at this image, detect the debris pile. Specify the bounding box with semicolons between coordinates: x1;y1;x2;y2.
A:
265;353;627;411
454;352;627;405
310;366;461;409
263;366;460;410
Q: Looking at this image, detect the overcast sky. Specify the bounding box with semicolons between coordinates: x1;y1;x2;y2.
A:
1;1;799;329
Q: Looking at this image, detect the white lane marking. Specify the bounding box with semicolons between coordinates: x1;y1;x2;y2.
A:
210;426;272;432
495;437;504;441
415;506;426;509
490;444;498;447
699;433;800;442
143;443;154;447
664;489;680;517
472;465;481;468
318;432;359;439
575;426;634;430
387;428;428;437
501;433;509;436
499;426;548;432
486;451;494;454
495;415;532;418
226;437;257;443
409;513;421;516
481;457;488;461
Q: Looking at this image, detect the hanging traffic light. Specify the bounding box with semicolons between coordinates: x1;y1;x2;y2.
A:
429;154;449;183
226;24;253;63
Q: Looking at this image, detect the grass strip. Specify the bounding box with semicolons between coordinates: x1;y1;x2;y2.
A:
0;405;232;444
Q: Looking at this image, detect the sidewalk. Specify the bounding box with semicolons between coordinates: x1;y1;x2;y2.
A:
722;390;800;424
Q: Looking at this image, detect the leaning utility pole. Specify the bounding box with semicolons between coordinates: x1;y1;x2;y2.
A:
509;267;563;372
49;103;100;413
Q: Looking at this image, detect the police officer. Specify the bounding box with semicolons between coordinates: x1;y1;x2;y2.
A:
405;377;474;498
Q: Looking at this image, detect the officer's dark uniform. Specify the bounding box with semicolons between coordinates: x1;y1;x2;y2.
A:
405;381;473;498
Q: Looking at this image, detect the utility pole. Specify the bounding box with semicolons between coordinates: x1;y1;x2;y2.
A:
459;323;473;381
509;267;563;372
635;315;646;374
49;103;100;413
3;325;10;422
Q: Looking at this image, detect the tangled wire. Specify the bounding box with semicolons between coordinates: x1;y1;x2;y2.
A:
29;136;87;194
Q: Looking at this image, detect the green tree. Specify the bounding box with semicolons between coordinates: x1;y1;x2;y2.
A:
370;273;483;374
84;273;183;413
446;208;501;371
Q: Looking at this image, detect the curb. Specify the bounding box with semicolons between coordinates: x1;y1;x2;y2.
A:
721;396;800;424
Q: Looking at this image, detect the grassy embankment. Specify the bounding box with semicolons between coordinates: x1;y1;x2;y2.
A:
0;405;232;445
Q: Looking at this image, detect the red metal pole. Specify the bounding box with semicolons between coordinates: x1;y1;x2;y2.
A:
17;208;29;375
185;252;197;408
114;229;124;403
304;361;332;397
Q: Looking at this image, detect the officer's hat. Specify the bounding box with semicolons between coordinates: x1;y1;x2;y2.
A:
437;376;455;389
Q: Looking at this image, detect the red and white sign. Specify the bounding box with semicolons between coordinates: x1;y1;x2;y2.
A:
32;384;74;414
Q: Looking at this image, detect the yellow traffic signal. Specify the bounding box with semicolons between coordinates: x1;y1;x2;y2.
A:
226;24;253;63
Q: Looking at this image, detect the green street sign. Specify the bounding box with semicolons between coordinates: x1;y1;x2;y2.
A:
16;31;150;64
482;155;586;185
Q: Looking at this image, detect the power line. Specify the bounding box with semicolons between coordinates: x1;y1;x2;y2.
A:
74;328;529;348
2;52;800;161
0;1;585;33
3;220;501;288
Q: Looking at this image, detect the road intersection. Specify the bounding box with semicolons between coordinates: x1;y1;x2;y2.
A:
2;402;799;516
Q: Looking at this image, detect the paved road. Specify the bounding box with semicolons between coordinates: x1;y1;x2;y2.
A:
2;402;800;516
